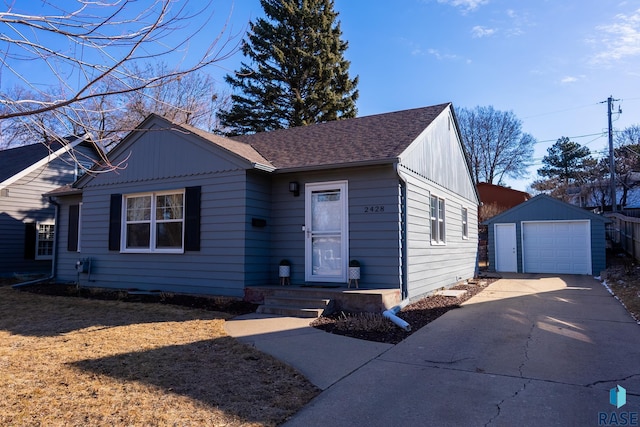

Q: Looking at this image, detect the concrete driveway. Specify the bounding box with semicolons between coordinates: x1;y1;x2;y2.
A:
283;274;640;426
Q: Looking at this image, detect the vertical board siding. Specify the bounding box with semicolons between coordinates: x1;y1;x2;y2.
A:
400;106;477;203
99;121;249;185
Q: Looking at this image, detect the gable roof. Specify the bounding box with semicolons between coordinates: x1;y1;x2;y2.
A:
178;121;273;170
231;103;451;171
75;103;454;188
0;136;89;190
483;194;610;225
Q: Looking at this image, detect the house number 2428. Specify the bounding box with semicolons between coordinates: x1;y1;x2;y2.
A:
364;206;384;213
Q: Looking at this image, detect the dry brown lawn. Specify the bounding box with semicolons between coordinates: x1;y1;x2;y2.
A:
0;284;318;426
604;263;640;323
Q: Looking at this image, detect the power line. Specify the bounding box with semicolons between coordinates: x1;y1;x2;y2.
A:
521;102;601;120
534;132;605;144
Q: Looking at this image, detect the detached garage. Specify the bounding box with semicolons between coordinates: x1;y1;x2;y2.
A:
484;194;610;275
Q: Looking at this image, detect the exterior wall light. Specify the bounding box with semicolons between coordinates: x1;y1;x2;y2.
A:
289;181;300;197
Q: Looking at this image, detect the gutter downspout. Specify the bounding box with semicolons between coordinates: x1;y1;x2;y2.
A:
383;163;411;331
395;163;409;299
12;197;59;289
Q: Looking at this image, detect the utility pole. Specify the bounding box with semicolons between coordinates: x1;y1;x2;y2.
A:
605;96;620;212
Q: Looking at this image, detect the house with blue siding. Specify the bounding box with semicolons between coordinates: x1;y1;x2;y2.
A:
0;137;101;277
484;194;610;275
51;103;479;301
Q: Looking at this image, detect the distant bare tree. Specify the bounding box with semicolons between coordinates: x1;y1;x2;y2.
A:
119;63;231;140
614;125;640;207
0;0;240;171
456;106;535;185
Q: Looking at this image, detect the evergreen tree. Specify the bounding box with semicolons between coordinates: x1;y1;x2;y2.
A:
537;137;596;186
219;0;358;135
532;137;596;201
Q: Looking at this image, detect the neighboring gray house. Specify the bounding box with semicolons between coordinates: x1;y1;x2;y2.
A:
0;137;101;277
484;194;610;276
52;103;479;300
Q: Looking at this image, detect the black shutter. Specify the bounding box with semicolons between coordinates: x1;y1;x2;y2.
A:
184;186;201;251
68;205;80;252
24;222;37;259
108;194;122;251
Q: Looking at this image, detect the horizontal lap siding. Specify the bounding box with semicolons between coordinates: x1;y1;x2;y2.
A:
244;171;271;286
269;175;305;283
349;171;402;288
271;166;400;289
72;171;249;297
56;195;83;280
404;172;478;299
0;159;74;276
269;166;402;289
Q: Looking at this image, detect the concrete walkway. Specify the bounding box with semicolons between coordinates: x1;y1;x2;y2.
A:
226;275;640;426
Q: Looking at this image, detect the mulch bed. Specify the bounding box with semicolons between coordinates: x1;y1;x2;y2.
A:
311;276;497;344
15;282;258;316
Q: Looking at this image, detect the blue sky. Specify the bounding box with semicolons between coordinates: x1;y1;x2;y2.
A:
3;1;639;191
205;0;640;191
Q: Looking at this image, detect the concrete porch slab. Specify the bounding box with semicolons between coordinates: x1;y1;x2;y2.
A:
434;289;468;298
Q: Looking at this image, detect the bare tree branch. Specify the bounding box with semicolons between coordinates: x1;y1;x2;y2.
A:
0;0;242;171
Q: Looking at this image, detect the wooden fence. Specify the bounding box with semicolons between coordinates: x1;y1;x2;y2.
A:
606;213;640;262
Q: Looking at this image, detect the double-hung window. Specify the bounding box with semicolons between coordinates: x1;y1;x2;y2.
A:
123;191;184;253
36;223;55;259
430;195;446;244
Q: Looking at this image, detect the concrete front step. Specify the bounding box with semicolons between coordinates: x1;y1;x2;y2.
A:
245;286;402;314
257;294;333;318
264;295;331;309
257;304;325;318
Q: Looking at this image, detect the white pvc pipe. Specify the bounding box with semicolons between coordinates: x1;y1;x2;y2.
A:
383;309;411;331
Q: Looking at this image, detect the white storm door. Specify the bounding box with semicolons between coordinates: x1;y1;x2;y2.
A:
305;181;348;282
495;223;517;273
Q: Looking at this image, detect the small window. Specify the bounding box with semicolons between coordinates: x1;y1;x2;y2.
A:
36;223;55;259
462;208;468;239
430;195;446;244
122;191;185;253
75;160;94;180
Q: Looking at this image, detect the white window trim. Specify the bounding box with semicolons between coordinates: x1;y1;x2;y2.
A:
75;160;94;180
430;195;446;245
121;190;185;254
304;180;349;283
462;207;468;239
35;221;55;260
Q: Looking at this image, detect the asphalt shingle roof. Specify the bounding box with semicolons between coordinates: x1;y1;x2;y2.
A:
231;103;450;170
0;141;66;182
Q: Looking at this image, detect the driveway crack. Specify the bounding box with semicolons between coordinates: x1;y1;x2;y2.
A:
484;379;532;427
586;373;640;390
519;318;536;377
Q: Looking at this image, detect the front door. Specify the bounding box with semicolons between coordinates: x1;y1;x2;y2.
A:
495;223;517;272
305;181;348;282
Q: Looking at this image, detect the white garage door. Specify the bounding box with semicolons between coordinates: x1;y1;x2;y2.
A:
522;221;591;275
